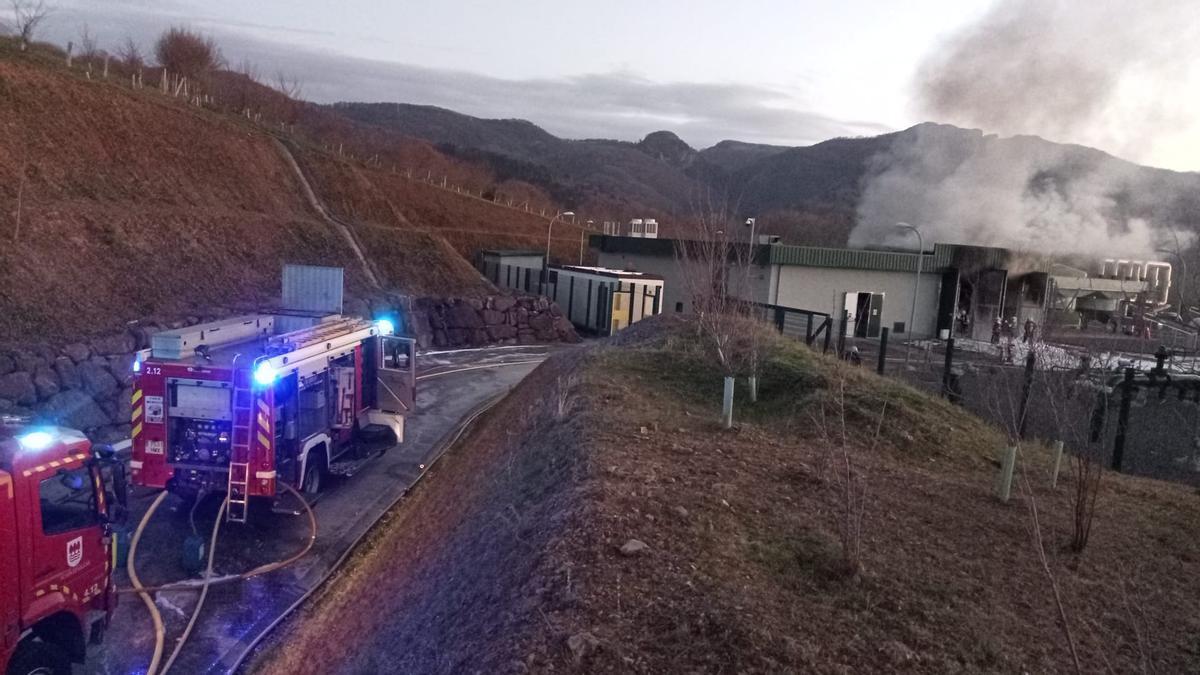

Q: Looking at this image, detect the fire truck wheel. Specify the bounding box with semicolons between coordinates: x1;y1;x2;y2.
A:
302;456;326;496
7;640;71;675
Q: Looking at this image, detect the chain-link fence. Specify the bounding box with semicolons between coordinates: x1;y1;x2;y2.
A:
763;310;1200;487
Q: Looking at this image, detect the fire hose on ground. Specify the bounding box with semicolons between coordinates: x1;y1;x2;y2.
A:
122;357;541;673
124;483;318;675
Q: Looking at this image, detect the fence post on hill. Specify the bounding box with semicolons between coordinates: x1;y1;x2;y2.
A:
1050;440;1065;488
941;338;955;398
722;376;735;429
877;327;889;374
836;311;848;357
1111;367;1136;472
1018;351;1036;438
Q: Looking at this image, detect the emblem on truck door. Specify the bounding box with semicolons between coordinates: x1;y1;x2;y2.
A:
67;536;83;568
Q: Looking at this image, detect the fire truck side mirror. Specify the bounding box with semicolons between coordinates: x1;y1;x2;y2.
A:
110;462;129;512
91;445;130;514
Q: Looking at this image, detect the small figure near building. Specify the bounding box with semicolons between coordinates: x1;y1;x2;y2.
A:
1022;318;1037;344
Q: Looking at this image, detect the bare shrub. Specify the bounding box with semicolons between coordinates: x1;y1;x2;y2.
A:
77;22;96;64
672;193;757;376
810;364;886;576
1039;366;1109;553
1018;469;1083;674
117;35;144;70
274;70;303;100
552;374;577;421
979;350;1086;672
154;26;222;79
7;0;50;51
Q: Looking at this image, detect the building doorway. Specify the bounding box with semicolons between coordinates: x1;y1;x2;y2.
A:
843;292;884;338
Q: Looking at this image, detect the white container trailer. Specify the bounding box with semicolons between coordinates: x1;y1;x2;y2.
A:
547;265;665;334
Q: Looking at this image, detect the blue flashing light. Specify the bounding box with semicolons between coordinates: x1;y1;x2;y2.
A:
17;430;56;451
132;359;142;373
253;362;277;387
376;318;396;336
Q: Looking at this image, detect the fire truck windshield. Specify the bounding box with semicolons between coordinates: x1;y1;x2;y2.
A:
39;467;100;534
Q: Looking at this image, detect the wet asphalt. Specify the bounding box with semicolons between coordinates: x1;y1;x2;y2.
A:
85;345;555;675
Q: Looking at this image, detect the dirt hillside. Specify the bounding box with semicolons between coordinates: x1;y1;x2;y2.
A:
252;315;1200;674
0;48;582;346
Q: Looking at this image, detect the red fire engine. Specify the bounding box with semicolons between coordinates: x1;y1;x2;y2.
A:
130;313;415;522
1;421;126;675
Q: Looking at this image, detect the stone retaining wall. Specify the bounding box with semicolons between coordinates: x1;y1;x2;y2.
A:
394;295;578;350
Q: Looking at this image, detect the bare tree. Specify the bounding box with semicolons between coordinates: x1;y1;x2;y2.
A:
672;193;754;375
8;0;50;51
76;22;96;69
117;35;145;70
236;58;260;82
273;70;303;99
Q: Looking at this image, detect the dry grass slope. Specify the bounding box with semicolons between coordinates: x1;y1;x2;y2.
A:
252;316;1200;673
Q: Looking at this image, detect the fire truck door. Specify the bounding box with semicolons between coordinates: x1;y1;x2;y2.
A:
27;465;106;611
332;367;355;429
1;470;19;651
377;336;415;414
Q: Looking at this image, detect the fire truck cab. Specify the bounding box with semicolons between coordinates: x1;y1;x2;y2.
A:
1;421;125;675
130;314;415;522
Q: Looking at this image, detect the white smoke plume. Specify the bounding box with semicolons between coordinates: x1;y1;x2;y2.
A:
851;0;1200;257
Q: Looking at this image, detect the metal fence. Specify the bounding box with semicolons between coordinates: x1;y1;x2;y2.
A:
755;306;1200;487
883;340;1200;487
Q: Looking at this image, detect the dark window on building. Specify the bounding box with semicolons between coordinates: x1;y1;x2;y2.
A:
40;467;98;535
675;302;684;313
893;321;906;335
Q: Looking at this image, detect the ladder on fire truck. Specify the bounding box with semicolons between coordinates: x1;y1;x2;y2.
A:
226;356;255;523
265;316;366;355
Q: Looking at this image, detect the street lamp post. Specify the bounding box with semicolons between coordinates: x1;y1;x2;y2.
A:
581;219;594;265
895;222;924;365
543;210;574;295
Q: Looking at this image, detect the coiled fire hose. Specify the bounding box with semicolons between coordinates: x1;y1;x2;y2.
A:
124;484;318;674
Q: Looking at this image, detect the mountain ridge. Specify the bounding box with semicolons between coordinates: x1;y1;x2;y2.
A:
329;102;1200;254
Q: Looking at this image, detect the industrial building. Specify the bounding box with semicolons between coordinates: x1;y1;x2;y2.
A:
589;235;1173;341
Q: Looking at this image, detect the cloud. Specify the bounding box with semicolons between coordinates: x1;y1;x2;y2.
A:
37;1;889;150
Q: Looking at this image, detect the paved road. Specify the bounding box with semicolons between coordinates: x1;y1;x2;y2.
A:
86;345;555;674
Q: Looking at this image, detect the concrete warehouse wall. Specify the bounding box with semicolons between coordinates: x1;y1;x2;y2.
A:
772;267;942;338
0;294;576;443
594;250;772;314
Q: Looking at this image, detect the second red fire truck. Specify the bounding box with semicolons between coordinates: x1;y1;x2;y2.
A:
1;420;126;675
130;313;415;522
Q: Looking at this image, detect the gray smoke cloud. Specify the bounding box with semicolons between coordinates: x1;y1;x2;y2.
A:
851;0;1200;257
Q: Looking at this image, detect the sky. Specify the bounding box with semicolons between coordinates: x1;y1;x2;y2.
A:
25;0;1200;171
